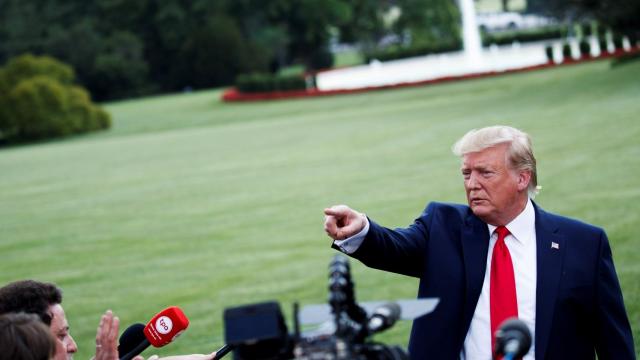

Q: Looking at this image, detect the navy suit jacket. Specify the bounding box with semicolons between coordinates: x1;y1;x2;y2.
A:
347;202;634;359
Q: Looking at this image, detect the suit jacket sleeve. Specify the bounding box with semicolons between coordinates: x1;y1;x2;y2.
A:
347;205;434;279
594;230;636;359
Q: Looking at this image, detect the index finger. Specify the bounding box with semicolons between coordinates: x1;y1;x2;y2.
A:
324;205;348;217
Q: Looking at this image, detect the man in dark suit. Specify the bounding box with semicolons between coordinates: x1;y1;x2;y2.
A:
323;126;634;359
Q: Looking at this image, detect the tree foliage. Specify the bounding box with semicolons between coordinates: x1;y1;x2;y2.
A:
0;54;110;143
395;0;461;46
177;15;269;88
0;0;466;100
528;0;640;41
338;0;390;51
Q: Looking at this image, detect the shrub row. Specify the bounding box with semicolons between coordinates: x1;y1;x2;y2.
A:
235;73;307;93
0;54;110;143
482;25;569;46
364;41;462;63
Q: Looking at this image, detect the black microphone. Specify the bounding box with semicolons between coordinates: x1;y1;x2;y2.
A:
212;344;234;360
367;303;401;334
118;323;146;358
494;318;532;360
121;339;151;360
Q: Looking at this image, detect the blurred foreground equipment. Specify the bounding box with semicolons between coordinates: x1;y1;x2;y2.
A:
219;255;439;360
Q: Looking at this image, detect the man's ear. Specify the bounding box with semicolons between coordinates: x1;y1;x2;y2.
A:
517;170;532;192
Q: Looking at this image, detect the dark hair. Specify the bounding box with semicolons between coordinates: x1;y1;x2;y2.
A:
0;280;62;326
0;312;57;360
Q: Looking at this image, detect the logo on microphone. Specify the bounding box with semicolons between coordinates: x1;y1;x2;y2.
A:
155;316;173;335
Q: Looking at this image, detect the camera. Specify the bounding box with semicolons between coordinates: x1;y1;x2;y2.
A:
221;255;435;360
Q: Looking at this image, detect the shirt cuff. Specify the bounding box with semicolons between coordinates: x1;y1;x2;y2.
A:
333;217;370;254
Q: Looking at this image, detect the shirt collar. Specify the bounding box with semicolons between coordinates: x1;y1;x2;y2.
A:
487;198;536;244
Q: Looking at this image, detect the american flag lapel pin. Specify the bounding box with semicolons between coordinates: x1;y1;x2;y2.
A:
551;242;559;250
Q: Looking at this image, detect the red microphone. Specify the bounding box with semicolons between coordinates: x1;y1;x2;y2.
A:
120;306;189;360
144;306;189;346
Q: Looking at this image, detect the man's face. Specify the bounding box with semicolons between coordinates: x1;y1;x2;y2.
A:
461;143;529;225
49;304;78;360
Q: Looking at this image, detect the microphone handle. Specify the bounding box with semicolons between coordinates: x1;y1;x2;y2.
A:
212;344;234;360
120;339;151;360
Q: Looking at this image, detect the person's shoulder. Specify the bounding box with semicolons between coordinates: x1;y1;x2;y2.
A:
536;205;605;236
426;201;469;211
536;206;610;259
422;201;470;220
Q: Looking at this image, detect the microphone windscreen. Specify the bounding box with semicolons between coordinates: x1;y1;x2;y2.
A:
495;318;532;357
118;323;146;357
381;302;401;323
143;306;190;347
368;302;402;333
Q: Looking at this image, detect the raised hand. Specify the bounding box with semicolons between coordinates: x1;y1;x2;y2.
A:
94;310;119;360
324;205;366;240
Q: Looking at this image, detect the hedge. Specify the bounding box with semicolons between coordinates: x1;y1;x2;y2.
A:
482;25;569;46
235;73;307;93
364;41;462;63
0;54;111;143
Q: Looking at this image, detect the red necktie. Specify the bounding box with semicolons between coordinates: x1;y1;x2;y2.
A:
490;226;518;357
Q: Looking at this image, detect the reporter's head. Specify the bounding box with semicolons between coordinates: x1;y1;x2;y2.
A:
0;280;77;360
0;312;57;360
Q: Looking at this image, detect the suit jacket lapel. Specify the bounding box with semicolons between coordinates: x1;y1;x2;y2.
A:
533;205;566;360
460;211;491;343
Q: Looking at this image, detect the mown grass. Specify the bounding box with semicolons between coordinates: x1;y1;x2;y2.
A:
1;59;639;358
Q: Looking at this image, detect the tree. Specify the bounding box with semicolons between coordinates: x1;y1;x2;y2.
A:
88;31;149;100
0;0;151;100
281;0;351;69
338;0;390;52
0;54;110;143
395;0;462;47
225;0;351;70
224;0;291;72
580;0;639;40
528;0;639;42
177;15;268;89
2;0;450;98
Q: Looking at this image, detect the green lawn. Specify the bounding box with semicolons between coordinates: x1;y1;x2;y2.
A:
1;59;639;358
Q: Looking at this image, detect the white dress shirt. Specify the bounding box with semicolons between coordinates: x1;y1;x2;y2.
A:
462;199;537;360
334;200;537;360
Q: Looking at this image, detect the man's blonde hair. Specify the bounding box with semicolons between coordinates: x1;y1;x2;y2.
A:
452;125;539;198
